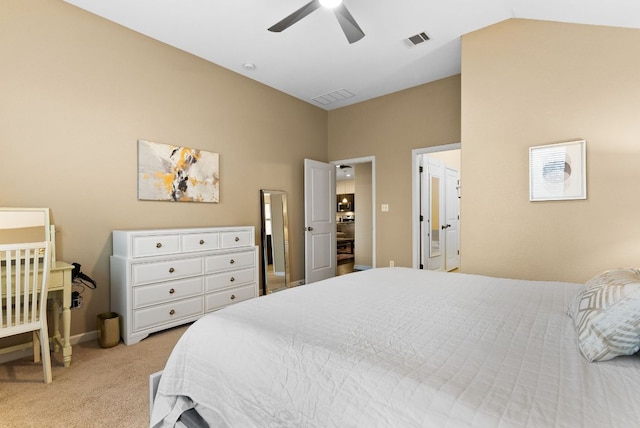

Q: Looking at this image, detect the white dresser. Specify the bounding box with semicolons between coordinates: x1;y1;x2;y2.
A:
110;226;258;345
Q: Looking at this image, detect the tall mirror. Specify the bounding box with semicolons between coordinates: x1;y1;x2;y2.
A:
430;175;441;257
260;190;290;294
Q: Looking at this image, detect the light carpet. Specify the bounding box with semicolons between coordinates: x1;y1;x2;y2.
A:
0;324;189;427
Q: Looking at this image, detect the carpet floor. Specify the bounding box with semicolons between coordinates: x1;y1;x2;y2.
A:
0;324;189;427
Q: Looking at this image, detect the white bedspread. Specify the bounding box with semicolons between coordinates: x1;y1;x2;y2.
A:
151;268;640;427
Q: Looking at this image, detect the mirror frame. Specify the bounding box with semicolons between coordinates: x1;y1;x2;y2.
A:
260;190;290;294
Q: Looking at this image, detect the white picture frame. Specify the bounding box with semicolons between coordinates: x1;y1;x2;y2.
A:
529;140;586;201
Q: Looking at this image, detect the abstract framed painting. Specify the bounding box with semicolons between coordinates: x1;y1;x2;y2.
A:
529;139;586;201
138;140;220;203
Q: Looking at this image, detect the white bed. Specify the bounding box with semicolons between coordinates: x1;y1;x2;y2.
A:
150;267;640;427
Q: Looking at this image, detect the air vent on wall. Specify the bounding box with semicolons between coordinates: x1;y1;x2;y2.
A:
312;89;355;106
404;31;430;47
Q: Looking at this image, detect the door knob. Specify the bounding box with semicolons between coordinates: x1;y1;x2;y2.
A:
441;224;451;230
305;227;314;231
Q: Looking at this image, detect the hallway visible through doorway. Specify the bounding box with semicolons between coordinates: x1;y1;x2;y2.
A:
333;156;375;276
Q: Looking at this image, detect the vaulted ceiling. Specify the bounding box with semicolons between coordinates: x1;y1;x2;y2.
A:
64;0;640;110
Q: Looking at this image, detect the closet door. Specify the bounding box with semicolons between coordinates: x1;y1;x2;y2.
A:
445;167;460;271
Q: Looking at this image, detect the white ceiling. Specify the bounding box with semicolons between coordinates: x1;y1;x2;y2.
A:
63;0;640;110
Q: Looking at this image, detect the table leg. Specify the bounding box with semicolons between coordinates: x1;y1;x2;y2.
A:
48;263;74;367
61;304;72;367
51;298;61;353
61;277;72;367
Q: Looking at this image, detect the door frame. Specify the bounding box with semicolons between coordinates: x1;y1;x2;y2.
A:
330;156;376;270
412;143;461;269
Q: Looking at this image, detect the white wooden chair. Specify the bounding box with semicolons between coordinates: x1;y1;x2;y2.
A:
0;208;54;382
0;241;53;383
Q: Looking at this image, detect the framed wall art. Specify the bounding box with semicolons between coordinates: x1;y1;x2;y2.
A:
529;139;586;201
138;139;220;203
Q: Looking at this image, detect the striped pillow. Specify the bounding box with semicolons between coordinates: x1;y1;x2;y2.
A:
568;268;640;362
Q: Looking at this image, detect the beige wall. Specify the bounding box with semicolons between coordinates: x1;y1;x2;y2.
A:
461;19;640;283
328;76;462;267
428;149;461;171
1;0;327;337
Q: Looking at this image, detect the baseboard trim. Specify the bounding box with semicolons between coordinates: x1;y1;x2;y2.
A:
0;330;99;365
73;330;99;345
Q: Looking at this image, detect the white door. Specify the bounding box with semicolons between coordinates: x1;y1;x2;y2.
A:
445;167;460;271
304;159;336;283
420;156;445;271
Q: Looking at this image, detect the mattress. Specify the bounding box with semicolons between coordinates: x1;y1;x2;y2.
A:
150;267;640;427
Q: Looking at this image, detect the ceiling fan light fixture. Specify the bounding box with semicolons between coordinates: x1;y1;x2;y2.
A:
269;0;363;44
319;0;342;9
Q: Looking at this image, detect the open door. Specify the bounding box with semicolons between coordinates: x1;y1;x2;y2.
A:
420;156;445;271
420;155;461;272
304;159;336;283
412;144;461;270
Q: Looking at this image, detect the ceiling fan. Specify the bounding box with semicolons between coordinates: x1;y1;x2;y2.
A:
268;0;365;44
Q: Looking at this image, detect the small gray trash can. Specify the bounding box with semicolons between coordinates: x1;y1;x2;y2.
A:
97;312;120;348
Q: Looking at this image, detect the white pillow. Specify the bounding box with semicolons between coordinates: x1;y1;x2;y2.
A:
568;268;640;362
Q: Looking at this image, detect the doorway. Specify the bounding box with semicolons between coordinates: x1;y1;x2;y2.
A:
412;144;461;270
332;157;376;276
304;157;376;284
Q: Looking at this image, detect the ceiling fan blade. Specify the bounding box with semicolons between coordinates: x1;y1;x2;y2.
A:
333;4;365;44
268;0;322;33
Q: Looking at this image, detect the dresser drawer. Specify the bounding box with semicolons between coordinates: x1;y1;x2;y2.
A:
182;232;220;252
220;230;252;249
133;296;203;332
132;234;180;258
133;277;204;308
205;284;255;312
205;250;254;273
206;268;255;292
132;257;203;286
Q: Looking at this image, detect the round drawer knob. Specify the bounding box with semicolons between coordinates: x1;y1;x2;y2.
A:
200;239;205;245
169;288;175;294
230;277;235;282
169;267;175;273
169;309;175;315
230;294;236;300
235;236;240;242
229;259;235;264
156;242;162;248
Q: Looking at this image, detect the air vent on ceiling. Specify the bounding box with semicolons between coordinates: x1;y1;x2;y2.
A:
405;31;430;47
312;89;355;106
